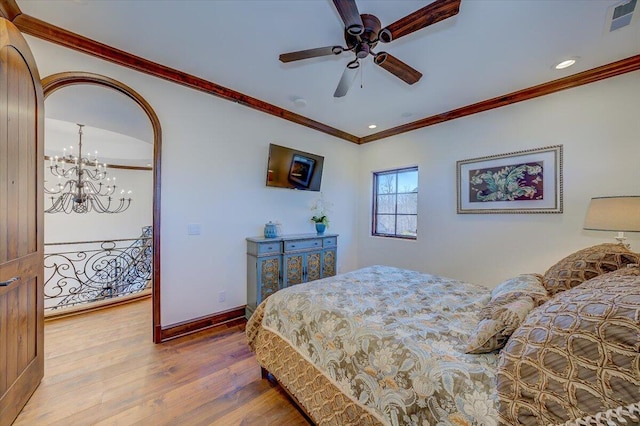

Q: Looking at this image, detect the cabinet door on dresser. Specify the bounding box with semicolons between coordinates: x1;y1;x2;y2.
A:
283;250;322;286
322;249;337;277
282;238;323;287
283;253;304;286
321;236;338;277
246;239;282;319
306;250;322;281
256;255;281;302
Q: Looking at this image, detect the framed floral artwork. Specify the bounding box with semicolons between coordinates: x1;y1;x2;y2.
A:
457;145;563;214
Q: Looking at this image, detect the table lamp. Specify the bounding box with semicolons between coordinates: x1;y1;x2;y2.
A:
583;196;640;248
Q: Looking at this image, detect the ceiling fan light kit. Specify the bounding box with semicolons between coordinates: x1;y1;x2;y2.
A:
279;0;461;97
378;28;393;43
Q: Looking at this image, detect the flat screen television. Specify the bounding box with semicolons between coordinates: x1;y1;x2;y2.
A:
266;143;324;191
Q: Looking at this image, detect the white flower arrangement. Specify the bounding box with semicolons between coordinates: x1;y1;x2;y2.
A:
309;192;333;227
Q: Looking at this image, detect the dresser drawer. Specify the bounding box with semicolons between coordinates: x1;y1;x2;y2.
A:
323;237;337;248
284;238;322;252
258;242;280;255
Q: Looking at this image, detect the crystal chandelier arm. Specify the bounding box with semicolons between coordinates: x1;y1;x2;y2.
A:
49;164;81;179
86;194;132;214
44;179;77;195
81;167;107;181
83;180;115;197
45;192;77;214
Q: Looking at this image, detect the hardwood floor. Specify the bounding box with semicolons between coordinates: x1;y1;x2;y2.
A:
14;299;310;425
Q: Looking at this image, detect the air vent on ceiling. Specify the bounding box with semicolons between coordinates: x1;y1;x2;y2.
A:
608;0;637;32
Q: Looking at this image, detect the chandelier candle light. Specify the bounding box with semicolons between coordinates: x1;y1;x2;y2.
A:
45;124;132;214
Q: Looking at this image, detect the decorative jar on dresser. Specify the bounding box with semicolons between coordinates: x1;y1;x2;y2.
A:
246;233;338;319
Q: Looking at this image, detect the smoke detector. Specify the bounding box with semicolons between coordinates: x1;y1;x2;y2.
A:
606;0;637;32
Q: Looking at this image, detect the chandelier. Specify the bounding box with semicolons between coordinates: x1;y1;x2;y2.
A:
45;124;132;214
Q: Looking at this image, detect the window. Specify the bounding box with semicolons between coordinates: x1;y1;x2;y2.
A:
372;167;418;239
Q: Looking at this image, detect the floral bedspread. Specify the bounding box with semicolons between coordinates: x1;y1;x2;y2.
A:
261;265;500;426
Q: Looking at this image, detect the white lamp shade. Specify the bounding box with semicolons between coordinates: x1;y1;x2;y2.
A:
583;196;640;232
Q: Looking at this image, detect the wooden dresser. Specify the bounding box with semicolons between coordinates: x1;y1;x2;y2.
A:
246;233;338;319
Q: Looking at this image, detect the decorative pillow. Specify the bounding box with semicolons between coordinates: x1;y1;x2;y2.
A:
490;273;548;306
465;274;549;354
542;243;639;296
465;295;536;354
496;268;640;426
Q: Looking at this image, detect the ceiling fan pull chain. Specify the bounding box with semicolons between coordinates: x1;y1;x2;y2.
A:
361;61;364;89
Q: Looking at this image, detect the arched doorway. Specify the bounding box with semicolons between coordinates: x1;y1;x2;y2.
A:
41;72;162;343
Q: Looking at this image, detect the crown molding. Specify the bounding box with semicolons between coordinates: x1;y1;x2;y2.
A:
4;3;639;145
361;55;640;144
12;12;360;144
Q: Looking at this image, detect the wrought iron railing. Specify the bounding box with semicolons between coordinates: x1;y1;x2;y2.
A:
44;226;152;311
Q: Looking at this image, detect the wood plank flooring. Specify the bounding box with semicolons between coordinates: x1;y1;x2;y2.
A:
13;299;310;425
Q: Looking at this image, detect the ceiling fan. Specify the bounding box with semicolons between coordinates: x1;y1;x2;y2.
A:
279;0;462;97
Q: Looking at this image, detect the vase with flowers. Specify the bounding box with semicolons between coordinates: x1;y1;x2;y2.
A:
309;192;332;234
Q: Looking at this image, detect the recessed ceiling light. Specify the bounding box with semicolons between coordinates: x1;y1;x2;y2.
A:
291;97;307;108
368;124;377;129
555;58;578;70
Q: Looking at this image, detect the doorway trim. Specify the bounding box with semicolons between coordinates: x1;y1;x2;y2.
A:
42;71;163;343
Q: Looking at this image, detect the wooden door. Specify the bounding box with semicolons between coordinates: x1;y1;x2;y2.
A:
0;17;45;426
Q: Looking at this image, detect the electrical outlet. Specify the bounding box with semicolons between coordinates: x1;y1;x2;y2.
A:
218;291;226;303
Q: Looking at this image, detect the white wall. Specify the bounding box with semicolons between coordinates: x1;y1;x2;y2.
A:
358;71;640;288
26;36;361;326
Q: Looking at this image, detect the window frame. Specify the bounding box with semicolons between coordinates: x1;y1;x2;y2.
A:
371;166;418;240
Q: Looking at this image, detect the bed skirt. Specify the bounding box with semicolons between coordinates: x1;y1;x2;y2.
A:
247;301;382;426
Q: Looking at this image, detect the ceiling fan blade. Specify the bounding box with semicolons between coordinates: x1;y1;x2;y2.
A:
334;60;360;98
332;0;364;35
378;0;461;43
279;46;343;63
374;52;422;84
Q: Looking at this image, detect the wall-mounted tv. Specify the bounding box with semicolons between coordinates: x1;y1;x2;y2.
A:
266;143;324;191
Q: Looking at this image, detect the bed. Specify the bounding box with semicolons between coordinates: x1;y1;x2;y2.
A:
246;244;640;426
